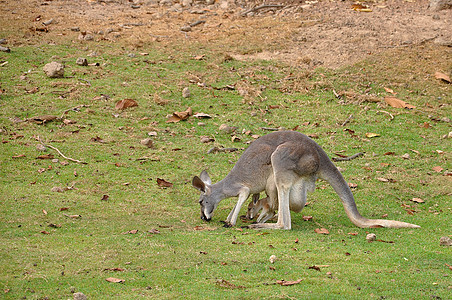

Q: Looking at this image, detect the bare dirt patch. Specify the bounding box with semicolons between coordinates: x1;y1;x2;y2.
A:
1;0;451;68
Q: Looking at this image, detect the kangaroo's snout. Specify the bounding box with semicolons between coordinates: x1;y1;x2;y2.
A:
201;215;211;222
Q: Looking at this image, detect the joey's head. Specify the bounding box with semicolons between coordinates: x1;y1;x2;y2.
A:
192;170;218;222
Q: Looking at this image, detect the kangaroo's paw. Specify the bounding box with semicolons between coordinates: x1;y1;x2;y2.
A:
221;221;233;228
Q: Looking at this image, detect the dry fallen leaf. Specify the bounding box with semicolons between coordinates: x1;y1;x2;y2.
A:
365;132;380;138
276;279;303;286
148;229;161;234
315;228;329;235
432;166;443;173
434;71;451;83
193;112;212;119
63;214;81;219
384;97;416;109
411;198;425;203
166;107;193;123
28;115;58;124
216;279;245;289
302;215;313;221
115;99;138;110
348;182;358;188
384;87;397;94
105;277;125;283
157;178;173;188
122;229;138;234
37;154;54;159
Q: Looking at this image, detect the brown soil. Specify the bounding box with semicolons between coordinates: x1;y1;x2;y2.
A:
1;0;451;69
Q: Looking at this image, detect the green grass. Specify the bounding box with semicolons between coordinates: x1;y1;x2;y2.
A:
0;41;450;299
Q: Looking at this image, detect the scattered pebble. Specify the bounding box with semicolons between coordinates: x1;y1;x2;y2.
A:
43;61;64;78
200;136;214;143
439;236;452;246
140;138;154;148
0;46;11;53
366;233;377;243
73;292;87;300
219;124;237;133
182;87;190;98
269;255;277;264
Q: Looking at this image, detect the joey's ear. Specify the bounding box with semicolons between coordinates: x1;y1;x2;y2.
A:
252;194;260;204
199;170;212;185
192;176;206;193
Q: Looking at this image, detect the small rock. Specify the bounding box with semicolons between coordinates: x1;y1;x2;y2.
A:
51;186;65;193
140;138;154;148
36;144;47;151
181;0;193;6
401;153;410;159
219;124;237;133
0;46;11;53
43;62;64;78
182;87;190;98
76;57;88;66
439;236;452;246
366;233;377;243
42;19;53;25
428;0;452;11
269;255;277;264
71;27;80;32
73;292;87;300
200;136;214;143
180;25;192;32
0;38;7;44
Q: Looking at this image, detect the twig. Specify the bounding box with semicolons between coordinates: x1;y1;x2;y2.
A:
241;4;285;16
341;114;353;126
332;152;364;162
376;110;394;121
189;20;206;28
261;127;284;131
37;136;87;164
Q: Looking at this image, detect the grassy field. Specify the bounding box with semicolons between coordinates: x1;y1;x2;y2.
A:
0;37;451;299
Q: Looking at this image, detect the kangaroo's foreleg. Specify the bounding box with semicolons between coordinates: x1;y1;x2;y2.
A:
225;187;250;226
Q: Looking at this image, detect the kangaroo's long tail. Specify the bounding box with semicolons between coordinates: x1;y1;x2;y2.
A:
318;150;420;229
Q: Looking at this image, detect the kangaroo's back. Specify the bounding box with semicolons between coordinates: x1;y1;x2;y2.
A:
223;131;318;194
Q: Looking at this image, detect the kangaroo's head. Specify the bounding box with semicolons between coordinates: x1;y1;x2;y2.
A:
246;194;261;220
192;170;218;222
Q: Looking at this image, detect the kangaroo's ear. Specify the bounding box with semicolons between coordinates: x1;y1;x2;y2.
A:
192;176;206;193
252;194;260;204
199;170;212;185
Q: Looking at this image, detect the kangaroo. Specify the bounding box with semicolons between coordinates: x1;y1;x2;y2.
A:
246;172;315;223
192;131;420;230
246;196;276;223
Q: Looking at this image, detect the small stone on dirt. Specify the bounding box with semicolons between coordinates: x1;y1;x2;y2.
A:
429;0;452;11
43;62;64;78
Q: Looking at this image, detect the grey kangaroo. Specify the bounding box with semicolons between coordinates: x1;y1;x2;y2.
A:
192;131;420;230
